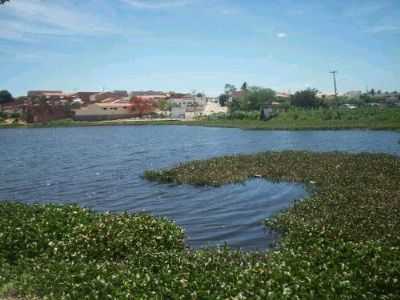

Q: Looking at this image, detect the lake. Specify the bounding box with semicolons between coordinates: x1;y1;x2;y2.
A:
0;126;399;250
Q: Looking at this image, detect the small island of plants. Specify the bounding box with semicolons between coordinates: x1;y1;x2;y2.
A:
1;151;400;299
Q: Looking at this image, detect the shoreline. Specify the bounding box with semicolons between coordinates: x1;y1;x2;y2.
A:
1;118;400;131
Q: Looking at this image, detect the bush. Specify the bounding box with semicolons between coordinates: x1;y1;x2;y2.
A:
228;111;260;120
291;89;324;108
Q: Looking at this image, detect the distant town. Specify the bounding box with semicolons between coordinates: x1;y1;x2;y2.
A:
0;84;400;125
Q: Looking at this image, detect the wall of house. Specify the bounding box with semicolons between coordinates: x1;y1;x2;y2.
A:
73;104;134;121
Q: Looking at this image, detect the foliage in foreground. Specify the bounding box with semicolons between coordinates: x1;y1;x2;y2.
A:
145;151;400;298
2;151;400;299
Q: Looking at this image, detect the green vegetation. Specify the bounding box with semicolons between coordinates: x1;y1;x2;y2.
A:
229;86;276;112
145;151;400;298
0;90;13;107
1;108;399;130
291;89;324;108
2;151;399;298
0;203;184;299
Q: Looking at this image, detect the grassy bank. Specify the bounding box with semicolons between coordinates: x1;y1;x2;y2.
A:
1;108;400;130
1;151;400;299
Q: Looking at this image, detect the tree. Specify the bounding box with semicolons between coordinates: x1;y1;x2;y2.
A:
129;97;158;117
0;0;10;4
245;87;275;110
0;90;13;111
231;86;275;111
218;94;229;107
224;84;236;95
291;89;321;108
241;82;248;91
158;99;171;111
0;90;13;105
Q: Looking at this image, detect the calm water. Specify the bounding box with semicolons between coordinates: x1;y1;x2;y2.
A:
1;126;399;250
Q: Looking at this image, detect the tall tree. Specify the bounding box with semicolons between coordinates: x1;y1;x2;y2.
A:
224;84;236;95
218;94;229;107
230;87;276;112
0;90;13;105
291;89;321;108
241;82;248;91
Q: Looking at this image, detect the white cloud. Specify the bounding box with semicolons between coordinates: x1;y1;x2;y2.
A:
0;0;119;42
276;32;287;38
120;0;191;9
366;24;400;34
220;8;241;16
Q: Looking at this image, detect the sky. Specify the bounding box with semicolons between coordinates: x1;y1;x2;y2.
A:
0;0;399;97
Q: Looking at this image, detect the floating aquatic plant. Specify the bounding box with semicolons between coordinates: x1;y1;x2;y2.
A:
1;151;400;299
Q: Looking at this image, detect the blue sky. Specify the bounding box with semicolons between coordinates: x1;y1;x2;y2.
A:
0;0;399;96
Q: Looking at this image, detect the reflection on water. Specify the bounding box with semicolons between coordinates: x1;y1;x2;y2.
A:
0;126;399;249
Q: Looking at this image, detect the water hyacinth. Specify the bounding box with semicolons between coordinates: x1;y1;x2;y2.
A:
1;151;400;299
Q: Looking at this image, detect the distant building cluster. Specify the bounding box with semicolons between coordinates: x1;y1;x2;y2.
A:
2;87;399;124
1;90;227;123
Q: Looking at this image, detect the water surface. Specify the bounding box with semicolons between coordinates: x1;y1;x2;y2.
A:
0;126;399;249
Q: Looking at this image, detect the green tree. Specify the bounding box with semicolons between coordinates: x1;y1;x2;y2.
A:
241;82;248;91
158;99;171;111
0;0;10;4
218;94;229;107
291;89;321;108
224;84;236;95
247;87;275;110
230;86;276;112
0;90;13;104
0;90;13;111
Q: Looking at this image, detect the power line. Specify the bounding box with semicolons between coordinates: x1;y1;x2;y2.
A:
330;71;338;99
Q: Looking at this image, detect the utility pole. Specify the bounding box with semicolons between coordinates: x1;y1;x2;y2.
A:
330;71;338;99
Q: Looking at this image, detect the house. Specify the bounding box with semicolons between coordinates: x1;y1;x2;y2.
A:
89;91;128;103
1;102;22;114
168;95;207;107
130;91;169;101
27;90;64;98
276;92;291;99
71;92;99;104
74;102;134;121
23;101;72;123
168;96;196;107
184;106;204;120
170;107;186;119
228;91;244;103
